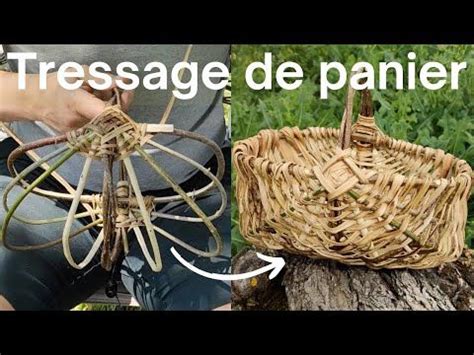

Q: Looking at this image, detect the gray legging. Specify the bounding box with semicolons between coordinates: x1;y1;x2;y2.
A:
0;140;231;310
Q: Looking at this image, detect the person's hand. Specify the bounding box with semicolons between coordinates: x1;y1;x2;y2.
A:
2;66;134;133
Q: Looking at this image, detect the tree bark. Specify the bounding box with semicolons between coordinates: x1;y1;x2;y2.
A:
232;247;473;311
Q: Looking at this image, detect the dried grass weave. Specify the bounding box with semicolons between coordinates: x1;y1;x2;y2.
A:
233;88;472;269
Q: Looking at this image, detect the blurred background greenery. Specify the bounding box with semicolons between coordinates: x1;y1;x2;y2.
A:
231;44;474;255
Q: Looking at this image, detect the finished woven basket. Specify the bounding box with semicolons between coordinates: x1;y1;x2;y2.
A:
233;86;473;269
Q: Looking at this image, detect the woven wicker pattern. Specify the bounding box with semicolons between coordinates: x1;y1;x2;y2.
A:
1;89;226;273
66;105;147;161
233;89;472;269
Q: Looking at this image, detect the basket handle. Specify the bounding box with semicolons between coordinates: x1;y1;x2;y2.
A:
338;72;379;150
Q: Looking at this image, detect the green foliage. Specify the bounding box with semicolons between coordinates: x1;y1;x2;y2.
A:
231;45;474;254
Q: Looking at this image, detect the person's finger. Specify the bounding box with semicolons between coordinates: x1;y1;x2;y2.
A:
92;89;113;101
81;85;94;94
80;64;118;102
81;64;117;90
73;90;107;120
120;90;135;112
81;66;136;106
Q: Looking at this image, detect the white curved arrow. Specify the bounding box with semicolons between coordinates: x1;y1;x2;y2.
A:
170;247;286;281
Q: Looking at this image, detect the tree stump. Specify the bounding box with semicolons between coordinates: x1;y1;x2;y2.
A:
232;247;474;310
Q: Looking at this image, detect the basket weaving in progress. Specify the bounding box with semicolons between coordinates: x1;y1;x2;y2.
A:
0;46;227;273
233;86;473;269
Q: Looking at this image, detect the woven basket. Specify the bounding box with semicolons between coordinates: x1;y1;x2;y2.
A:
233;87;473;269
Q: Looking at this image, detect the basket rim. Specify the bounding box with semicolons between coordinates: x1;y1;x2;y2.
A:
233;126;473;188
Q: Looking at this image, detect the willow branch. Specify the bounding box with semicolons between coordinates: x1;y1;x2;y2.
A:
147;139;226;222
136;145;222;257
2;148;75;249
62;155;96;269
123;156;163;272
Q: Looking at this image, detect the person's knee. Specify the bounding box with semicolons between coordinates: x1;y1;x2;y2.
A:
0;246;59;309
0;176;107;310
0;295;14;310
0;236;107;310
0;175;13;215
121;255;231;310
120;156;232;310
0;175;12;187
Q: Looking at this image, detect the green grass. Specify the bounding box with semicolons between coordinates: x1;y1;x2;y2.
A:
231;44;474;255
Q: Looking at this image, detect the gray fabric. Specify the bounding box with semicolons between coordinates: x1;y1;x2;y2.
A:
3;45;229;191
0;142;231;310
0;172;231;310
0;175;107;309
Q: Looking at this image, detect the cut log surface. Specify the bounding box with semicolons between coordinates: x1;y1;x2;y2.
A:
232;247;474;311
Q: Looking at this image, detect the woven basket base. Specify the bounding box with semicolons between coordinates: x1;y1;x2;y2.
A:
233;126;472;269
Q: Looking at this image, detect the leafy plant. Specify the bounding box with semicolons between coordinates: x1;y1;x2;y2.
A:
231;44;474;253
